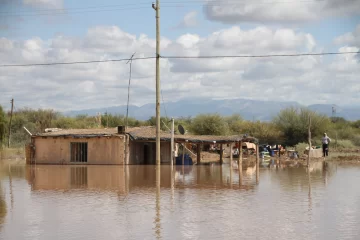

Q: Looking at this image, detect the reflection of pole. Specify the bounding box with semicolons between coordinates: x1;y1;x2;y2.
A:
256;144;259;184
182;144;185;166
155;166;161;239
239;141;243;186
307;115;312;166
8;164;13;210
125;165;129;195
307;169;312;212
171;165;174;204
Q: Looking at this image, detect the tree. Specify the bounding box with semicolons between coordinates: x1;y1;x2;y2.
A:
273;107;331;146
224;114;244;134
190;114;229;135
240;121;283;145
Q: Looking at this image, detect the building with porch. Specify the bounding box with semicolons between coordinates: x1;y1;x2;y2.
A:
26;126;258;165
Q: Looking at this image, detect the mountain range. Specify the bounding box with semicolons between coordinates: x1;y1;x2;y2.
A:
64;98;360;121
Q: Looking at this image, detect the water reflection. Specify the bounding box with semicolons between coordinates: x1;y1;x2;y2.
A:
0;163;359;240
23;165;257;192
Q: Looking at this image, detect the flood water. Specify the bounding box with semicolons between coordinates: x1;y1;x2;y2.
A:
0;162;360;240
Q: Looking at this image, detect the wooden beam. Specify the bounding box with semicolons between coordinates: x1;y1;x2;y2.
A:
230;142;233;167
220;144;223;164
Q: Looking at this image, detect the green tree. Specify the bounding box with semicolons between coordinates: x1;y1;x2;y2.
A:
273;107;331;146
224;114;244;134
190;114;229;135
240;121;283;144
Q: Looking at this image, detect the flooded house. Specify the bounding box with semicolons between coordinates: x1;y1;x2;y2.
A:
26;126;258;165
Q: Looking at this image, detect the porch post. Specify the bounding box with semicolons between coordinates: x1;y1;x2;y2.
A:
220;144;223;164
230;142;233;166
196;144;201;164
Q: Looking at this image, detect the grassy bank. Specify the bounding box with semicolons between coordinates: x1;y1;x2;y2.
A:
0;147;25;161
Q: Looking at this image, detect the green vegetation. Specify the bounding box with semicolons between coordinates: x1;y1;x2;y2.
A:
0;105;359;149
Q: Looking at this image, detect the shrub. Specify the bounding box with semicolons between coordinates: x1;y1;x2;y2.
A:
334;139;356;149
351;135;360;146
295;142;309;156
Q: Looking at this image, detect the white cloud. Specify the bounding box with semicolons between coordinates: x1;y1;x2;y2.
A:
178;11;198;28
23;0;63;9
334;24;360;47
204;0;360;24
0;25;359;112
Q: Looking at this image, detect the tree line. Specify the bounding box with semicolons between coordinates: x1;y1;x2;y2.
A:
1;105;360;149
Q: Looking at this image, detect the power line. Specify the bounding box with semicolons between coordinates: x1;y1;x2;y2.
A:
1;51;357;68
0;57;156;67
0;2;150;14
162;51;360;59
0;0;326;17
0;6;150;17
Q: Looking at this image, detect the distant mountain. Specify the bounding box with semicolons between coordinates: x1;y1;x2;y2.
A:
64;99;360;121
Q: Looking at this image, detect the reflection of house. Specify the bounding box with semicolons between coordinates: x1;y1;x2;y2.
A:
28;126;257;165
25;165;127;192
25;165;256;192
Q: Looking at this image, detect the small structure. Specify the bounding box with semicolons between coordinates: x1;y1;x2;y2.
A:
28;128;127;165
27;126;258;165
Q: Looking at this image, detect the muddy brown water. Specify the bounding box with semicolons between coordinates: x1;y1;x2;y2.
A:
0;163;360;240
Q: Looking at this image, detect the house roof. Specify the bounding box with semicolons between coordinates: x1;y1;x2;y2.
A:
33;126;258;143
33;128;123;137
128;127;258;144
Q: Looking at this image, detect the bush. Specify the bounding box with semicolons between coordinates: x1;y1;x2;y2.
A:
334;139;356;149
273;107;331;146
351;135;360;146
190;114;229;135
295;142;309;156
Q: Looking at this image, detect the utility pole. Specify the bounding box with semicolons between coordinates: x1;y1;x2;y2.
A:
332;105;337;149
152;0;161;165
8;98;14;148
125;52;136;130
170;118;174;167
307;115;312;167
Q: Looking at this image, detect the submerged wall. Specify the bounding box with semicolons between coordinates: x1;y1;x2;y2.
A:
33;136;126;165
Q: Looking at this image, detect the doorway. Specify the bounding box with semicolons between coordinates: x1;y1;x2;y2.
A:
144;144;149;165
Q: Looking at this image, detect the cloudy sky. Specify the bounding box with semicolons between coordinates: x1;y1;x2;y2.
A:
0;0;359;111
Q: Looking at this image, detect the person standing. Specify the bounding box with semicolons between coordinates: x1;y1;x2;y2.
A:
322;133;331;157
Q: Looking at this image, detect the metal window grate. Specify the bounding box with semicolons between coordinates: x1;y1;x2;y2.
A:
70;142;88;163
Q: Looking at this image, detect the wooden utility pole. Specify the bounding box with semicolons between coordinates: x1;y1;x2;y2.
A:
307;115;312;167
125;53;136;130
256;144;259;184
8;98;14;148
170;118;174;167
152;0;161;165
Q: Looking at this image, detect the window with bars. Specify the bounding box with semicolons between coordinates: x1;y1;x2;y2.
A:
70;142;88;163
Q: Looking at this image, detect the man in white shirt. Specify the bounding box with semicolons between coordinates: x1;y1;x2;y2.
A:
322;133;331;157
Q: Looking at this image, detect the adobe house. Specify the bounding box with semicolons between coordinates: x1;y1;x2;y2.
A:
27;126;258;165
27;127;127;165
